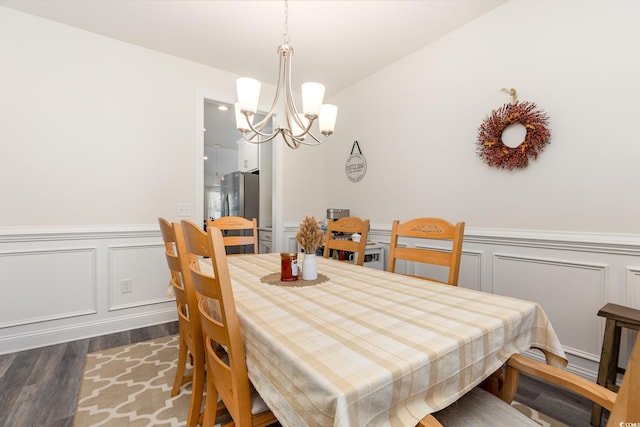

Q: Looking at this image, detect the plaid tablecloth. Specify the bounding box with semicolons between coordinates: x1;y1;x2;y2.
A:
219;253;566;427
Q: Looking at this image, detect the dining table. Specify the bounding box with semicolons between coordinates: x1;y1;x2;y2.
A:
206;252;567;427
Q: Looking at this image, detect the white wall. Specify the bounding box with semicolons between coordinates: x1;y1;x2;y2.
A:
0;6;242;226
320;0;640;234
281;141;327;225
0;6;276;353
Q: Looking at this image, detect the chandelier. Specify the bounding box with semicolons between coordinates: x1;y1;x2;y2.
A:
234;0;337;149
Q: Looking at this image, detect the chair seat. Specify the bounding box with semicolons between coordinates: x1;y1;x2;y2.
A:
432;388;540;426
219;351;269;415
250;383;270;415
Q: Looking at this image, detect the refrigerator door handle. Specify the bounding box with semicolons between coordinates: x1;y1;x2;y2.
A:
222;193;229;217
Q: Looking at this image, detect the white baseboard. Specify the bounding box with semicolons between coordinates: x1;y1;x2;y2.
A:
0;307;177;355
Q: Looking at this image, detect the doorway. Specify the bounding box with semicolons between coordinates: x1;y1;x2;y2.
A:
195;89;283;252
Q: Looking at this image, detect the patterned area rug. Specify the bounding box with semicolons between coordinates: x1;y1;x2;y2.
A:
74;335;214;427
74;335;566;427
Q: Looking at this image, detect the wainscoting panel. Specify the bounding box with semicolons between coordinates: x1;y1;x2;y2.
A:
0;226;176;355
108;243;168;311
459;250;483;292
0;247;96;328
627;266;640;311
493;254;607;360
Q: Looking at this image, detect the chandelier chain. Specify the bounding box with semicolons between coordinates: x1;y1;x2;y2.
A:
283;0;289;44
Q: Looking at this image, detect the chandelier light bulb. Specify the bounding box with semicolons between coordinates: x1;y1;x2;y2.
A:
319;104;338;135
301;82;325;119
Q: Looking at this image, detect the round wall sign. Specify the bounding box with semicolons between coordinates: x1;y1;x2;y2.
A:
345;140;367;182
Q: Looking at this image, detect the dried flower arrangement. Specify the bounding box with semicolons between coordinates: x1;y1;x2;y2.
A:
477;89;551;170
295;215;324;255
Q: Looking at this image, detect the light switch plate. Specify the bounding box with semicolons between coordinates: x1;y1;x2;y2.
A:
121;278;133;294
177;203;192;217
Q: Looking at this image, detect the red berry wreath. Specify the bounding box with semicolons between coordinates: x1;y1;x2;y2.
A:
477;101;551;170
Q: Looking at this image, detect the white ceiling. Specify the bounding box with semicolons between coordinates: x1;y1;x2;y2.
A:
0;0;508;149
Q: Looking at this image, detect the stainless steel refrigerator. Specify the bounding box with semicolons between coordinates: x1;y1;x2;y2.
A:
221;171;259;220
219;171;259;254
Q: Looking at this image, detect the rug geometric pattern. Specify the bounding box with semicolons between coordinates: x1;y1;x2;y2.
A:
74;335;198;427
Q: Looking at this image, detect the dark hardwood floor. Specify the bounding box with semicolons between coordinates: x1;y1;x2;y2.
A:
0;322;179;427
0;321;601;427
515;371;604;427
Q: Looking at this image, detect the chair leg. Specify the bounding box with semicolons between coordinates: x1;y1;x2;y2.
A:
498;363;520;404
479;367;503;396
202;376;219;427
172;333;189;396
591;319;620;426
186;351;205;427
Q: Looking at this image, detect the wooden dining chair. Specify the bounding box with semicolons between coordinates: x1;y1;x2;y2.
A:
158;218;205;427
591;303;640;426
388;217;465;286
207;216;258;255
419;333;640;426
323;216;370;266
181;219;278;427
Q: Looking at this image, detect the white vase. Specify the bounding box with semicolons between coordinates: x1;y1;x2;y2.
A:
302;253;318;281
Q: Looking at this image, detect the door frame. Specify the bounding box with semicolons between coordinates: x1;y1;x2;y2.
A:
195;88;283;252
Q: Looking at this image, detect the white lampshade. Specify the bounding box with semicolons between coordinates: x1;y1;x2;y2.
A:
301;82;325;118
236;77;261;114
319;104;338;134
234;102;254;132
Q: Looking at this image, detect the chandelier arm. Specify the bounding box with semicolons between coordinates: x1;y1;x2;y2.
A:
241;129;281;144
259;48;287;125
243;112;279;141
281;127;326;146
281;132;301;149
248;110;276;135
243;112;274;140
282;116;315;140
283;52;305;127
279;118;305;145
299;131;325;145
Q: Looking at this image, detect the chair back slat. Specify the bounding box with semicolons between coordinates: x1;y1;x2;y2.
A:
323;217;370;266
395;217;460;240
207;216;259;255
393;247;452;267
388;217;465;286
